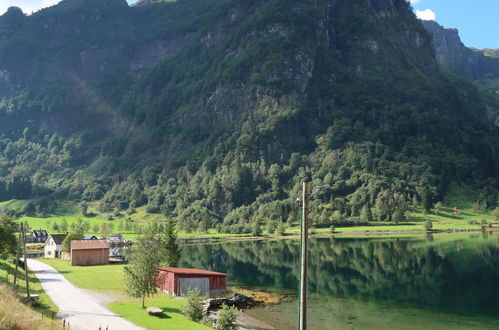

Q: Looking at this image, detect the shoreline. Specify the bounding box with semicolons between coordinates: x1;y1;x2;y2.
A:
177;227;499;244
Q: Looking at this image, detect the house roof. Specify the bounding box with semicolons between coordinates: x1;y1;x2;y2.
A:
156;267;227;276
83;235;97;240
49;234;67;245
33;230;48;237
71;240;110;250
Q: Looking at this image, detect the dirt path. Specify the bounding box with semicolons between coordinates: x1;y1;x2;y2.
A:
27;259;143;330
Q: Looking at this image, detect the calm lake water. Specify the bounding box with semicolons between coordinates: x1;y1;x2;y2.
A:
180;232;499;330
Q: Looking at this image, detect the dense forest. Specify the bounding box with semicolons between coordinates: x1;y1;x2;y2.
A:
0;0;497;232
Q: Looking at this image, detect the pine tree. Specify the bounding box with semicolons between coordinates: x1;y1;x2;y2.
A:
160;220;182;267
123;226;160;308
421;185;432;215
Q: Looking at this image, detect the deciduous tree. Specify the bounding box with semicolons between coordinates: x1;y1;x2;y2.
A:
123;226;160;308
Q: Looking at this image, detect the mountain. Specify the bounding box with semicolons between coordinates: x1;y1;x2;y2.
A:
0;0;497;230
422;20;499;128
422;20;499;84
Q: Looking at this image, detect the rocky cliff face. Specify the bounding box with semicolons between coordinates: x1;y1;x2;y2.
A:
0;0;495;164
422;20;499;83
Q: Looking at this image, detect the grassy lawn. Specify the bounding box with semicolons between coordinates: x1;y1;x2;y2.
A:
39;259;210;329
39;259;126;292
109;296;209;330
0;259;58;318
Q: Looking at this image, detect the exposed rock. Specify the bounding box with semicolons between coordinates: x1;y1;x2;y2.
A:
422;20;499;83
146;306;164;316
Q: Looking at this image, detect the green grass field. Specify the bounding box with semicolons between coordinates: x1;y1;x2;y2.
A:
39;259;210;329
40;259;126;292
109;297;209;330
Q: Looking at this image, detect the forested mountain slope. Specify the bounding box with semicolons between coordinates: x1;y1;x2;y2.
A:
0;0;497;231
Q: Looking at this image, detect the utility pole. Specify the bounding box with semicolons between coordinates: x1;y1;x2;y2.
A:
12;224;22;293
299;181;309;330
22;224;30;298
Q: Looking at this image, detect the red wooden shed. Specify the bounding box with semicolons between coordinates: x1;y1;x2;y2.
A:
70;240;110;266
156;267;227;296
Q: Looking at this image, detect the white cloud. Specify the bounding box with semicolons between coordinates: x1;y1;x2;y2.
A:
0;0;61;16
416;9;436;21
410;0;422;4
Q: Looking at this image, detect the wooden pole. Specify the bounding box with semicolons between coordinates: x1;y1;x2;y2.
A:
12;224;22;292
22;224;30;298
299;181;308;330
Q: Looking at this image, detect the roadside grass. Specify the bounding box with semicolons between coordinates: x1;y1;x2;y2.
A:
0;284;59;329
0;259;58;318
108;296;209;330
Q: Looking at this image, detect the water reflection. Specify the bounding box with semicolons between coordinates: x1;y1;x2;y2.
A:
181;233;499;318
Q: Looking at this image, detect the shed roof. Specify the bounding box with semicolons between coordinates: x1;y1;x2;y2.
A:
71;240;109;250
157;267;227;276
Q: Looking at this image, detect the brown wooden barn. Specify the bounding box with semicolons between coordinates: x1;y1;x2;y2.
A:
156;267;227;296
70;240;110;266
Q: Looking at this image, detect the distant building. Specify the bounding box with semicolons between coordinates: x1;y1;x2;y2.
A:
111;233;123;240
83;235;98;240
156;267;227;296
70;240;110;266
44;234;67;258
26;230;49;243
107;234;123;243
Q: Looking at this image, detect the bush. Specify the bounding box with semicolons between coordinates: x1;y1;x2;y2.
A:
493;208;499;220
329;224;335;233
424;220;433;231
277;222;286;236
251;222;262;236
181;288;204;322
215;303;238;330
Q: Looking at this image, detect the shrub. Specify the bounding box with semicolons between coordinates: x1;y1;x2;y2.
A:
493;208;499;220
215;303;238;330
424;220;433;231
277;222;286;236
251;222;262;236
329;224;335;233
181;288;204;322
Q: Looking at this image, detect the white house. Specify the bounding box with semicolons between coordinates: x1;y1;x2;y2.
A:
44;234;67;258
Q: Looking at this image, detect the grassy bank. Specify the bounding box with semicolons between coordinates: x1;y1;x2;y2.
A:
39;259;209;329
0;284;59;330
0;259;58;329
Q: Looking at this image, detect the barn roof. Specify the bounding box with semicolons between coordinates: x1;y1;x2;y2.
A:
157;267;227;276
71;240;110;250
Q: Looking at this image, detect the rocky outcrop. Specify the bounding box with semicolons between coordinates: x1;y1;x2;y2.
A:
422;20;499;83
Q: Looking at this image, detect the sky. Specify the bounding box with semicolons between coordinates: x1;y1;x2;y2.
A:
0;0;497;49
411;0;499;49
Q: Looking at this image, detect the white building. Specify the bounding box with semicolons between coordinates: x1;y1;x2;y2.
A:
44;234;67;258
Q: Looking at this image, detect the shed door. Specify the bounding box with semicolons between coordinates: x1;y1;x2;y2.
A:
178;278;210;296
